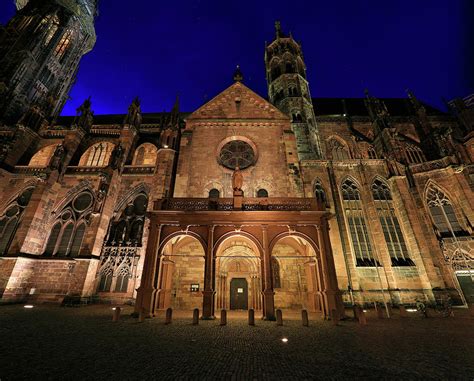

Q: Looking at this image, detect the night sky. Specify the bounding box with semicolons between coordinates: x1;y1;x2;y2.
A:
1;1;472;115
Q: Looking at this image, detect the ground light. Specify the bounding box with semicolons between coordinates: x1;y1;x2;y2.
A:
406;308;417;312
281;338;288;343
23;305;34;309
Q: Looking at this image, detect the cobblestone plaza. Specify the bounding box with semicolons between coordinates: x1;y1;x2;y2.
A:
1;305;473;380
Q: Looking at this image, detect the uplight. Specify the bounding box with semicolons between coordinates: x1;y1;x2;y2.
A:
281;338;288;343
163;144;169;149
24;305;34;309
112;307;116;310
406;308;417;312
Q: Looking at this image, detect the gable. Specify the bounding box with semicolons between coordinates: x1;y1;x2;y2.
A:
187;82;289;121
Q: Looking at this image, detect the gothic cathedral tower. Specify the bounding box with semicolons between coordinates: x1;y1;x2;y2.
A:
0;0;97;125
265;22;322;160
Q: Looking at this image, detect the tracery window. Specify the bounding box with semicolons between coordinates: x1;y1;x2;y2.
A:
368;147;377;159
133;143;158;166
81;142;115;167
257;189;268;198
106;193;148;246
313;180;327;207
341;179;379;267
218;140;256;170
0;188;34;255
272;257;281;288
405;143;425;164
55;30;71;61
328;138;350;160
426;186;467;237
291;112;303;122
44;191;93;257
371;179;414;266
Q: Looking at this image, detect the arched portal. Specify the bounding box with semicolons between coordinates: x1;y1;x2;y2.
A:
271;235;322;313
155;235;205;311
215;235;262;311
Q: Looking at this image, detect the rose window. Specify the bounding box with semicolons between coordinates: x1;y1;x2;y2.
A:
218;140;256;170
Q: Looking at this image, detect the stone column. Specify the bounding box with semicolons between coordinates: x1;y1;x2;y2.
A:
262;225;275;320
134;222;162;316
317;219;345;319
202;225;215;319
156;258;174;309
305;261;321;312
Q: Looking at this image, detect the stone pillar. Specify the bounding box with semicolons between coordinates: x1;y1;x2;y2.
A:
202;225;215;319
156;258;174;309
262;225;275;320
305;261;321;312
134;222;162;316
317;219;345;319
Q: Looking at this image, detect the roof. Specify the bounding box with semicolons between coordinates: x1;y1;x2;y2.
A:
311;98;447;117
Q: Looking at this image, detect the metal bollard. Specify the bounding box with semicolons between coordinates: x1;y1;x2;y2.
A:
357;306;367;326
302;309;309;327
192;308;199;325
399;305;407;317
220;309;227;326
165;307;172;324
276;309;283;326
248;309;255;326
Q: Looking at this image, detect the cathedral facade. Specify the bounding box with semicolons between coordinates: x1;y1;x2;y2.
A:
0;1;473;318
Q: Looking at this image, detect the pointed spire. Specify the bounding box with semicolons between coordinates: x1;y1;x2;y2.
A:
275;20;286;38
406;88;424;112
233;65;243;82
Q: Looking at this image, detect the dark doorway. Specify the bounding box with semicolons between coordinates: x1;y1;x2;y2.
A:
230;278;248;310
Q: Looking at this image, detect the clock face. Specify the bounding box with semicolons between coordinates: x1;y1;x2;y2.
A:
218;140;256;170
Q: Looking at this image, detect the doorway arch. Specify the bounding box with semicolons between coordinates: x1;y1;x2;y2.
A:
214;234;262;311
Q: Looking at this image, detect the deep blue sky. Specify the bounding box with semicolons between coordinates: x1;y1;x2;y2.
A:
1;1;472;115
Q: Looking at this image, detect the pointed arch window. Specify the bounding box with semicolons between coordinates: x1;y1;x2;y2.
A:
372;179;414;266
106;193;148;247
328;138;350;160
115;266;131;293
43;191;93;257
341;179;379;267
98;266;113;292
81;142;115;167
257;189;268;198
368;147;377;159
426;186;467;237
0;188;34;255
405;143;425;164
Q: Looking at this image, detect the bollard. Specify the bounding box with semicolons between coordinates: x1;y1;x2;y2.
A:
352;305;359;319
138;308;145;323
248;309;255;326
112;306;121;322
331;309;339;326
192;308;199;325
357;306;367;326
399;305;407;317
220;309;227;326
165;307;173;324
375;302;384;319
302;309;309;327
276;309;283;326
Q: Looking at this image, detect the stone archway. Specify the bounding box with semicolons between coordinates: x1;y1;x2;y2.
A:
272;236;322;313
155;235;205;311
214;235;262;311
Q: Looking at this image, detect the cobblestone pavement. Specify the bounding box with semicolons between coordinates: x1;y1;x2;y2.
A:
0;305;473;380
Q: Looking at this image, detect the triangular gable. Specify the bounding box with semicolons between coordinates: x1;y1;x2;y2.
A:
187;82;289;121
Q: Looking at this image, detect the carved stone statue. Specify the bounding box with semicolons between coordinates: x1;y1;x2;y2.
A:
232;166;243;191
49;143;66;172
124;96;142;129
73;97;94;132
109;143;125;171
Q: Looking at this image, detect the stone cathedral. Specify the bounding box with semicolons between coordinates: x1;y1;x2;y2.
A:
0;1;473;319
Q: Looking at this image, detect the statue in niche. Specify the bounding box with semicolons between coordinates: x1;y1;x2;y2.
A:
109;143;125;171
232;166;243;192
49;143;66;172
